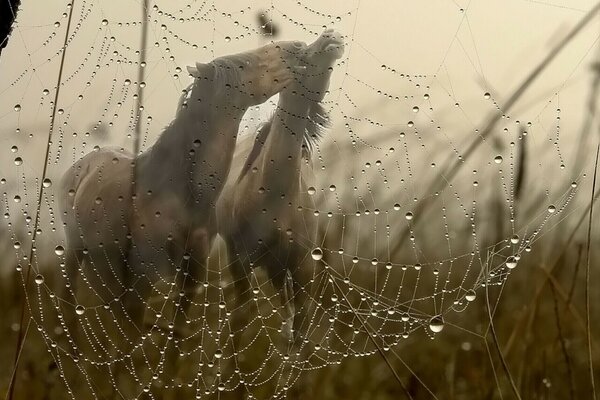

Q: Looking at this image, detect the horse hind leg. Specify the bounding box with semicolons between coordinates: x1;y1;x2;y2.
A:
224;240;253;400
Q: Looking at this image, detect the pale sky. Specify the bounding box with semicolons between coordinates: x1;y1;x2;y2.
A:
1;0;599;266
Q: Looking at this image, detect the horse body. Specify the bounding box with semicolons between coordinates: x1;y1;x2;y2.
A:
217;29;344;344
59;40;306;339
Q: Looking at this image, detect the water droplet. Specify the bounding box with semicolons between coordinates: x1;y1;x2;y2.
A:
215;349;223;358
484;92;491;99
14;104;21;112
412;106;419;113
101;19;109;26
506;256;518;269
225;36;231;42
54;245;65;256
465;290;476;302
494;155;503;164
35;274;44;285
329;185;336;192
510;235;519;244
307;186;316;195
14;157;23;166
429;316;444;333
54;21;61;28
42;178;52;188
405;212;413;220
75;305;85;315
548;205;556;213
311;247;323;261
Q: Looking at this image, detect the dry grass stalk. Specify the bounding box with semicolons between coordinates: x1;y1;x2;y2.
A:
584;144;600;400
7;2;77;399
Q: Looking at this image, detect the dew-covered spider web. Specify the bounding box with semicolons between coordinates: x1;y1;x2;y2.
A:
2;1;600;399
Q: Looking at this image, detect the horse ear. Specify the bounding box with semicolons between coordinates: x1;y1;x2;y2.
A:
186;63;212;78
195;62;212;77
186;65;199;77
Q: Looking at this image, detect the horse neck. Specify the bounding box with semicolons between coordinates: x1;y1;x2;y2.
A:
255;93;312;200
137;91;246;207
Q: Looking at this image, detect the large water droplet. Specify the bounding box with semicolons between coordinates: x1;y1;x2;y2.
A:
54;245;65;256
75;305;85;315
429;316;444;333
506;256;518;269
311;247;323;261
465;290;476;302
35;274;45;285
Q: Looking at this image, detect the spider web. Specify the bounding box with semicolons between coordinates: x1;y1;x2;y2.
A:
1;0;598;399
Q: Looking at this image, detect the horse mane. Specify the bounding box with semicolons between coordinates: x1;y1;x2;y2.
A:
175;51;261;114
144;51;262;163
236;102;330;183
303;102;329;158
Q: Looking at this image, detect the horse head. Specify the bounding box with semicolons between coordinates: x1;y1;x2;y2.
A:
184;39;320;108
285;29;345;102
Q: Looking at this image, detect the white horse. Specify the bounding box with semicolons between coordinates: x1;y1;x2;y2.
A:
216;30;344;348
59;40;309;353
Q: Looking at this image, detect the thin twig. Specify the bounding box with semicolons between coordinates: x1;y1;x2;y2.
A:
7;2;77;399
133;0;149;159
566;243;584;307
585;144;599;400
514;128;527;203
550;284;575;400
130;0;150;203
484;259;522;399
